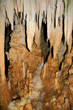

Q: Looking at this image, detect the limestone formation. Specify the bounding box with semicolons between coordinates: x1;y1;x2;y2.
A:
0;0;73;110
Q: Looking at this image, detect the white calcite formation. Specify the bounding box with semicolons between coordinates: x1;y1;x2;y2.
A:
5;0;14;30
0;0;73;56
56;0;64;27
65;0;73;44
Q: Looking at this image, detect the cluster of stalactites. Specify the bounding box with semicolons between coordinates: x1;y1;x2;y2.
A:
4;0;73;51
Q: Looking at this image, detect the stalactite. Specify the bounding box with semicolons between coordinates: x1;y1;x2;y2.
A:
51;0;56;28
35;23;41;47
27;0;36;51
17;0;21;12
36;0;40;22
39;0;47;30
67;10;72;44
14;0;18;15
64;0;73;43
5;0;14;30
39;0;42;30
50;26;62;59
3;0;73;53
60;1;64;27
5;17;10;27
47;0;51;40
65;9;67;42
23;0;27;20
56;0;62;27
21;0;24;13
67;0;73;44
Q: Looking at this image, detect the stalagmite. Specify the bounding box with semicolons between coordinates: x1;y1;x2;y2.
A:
68;35;72;52
23;62;26;79
43;63;47;79
5;0;14;30
55;72;60;90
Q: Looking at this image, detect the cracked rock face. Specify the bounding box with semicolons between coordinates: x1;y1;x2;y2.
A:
0;0;73;110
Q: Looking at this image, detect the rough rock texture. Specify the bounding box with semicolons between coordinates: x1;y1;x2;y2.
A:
0;0;73;110
7;26;73;110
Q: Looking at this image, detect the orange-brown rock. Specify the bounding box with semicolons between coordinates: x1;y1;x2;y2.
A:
0;77;10;110
20;106;24;110
41;57;59;107
57;95;64;106
24;103;32;110
63;98;70;110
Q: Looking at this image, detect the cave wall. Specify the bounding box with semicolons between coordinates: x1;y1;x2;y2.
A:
0;0;73;110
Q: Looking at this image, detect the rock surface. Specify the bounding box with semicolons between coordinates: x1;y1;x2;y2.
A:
0;0;73;110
